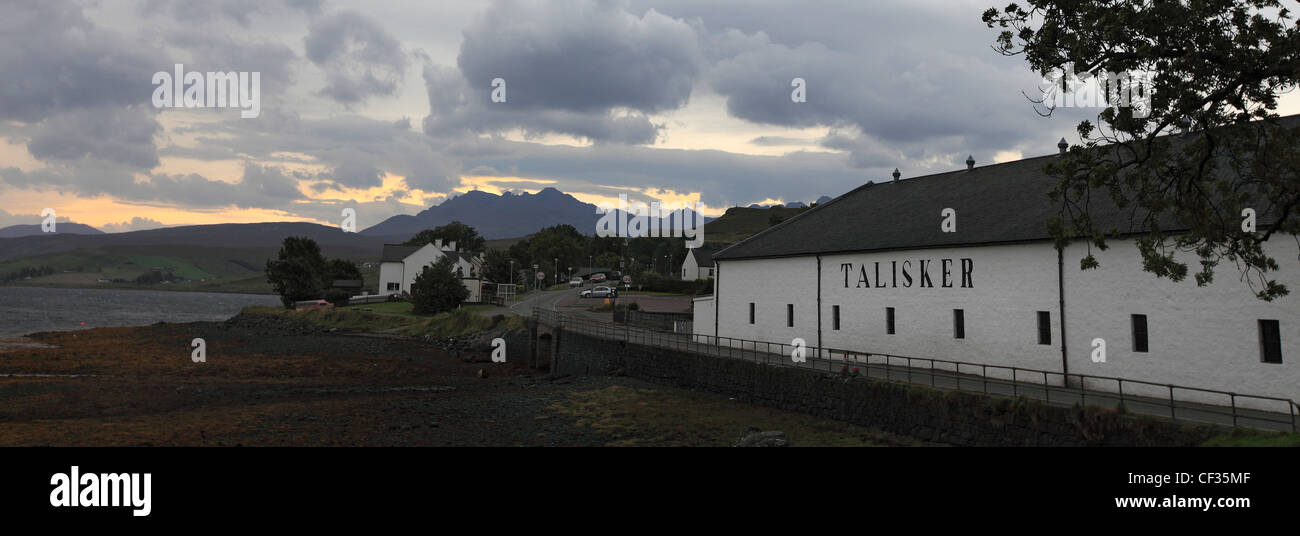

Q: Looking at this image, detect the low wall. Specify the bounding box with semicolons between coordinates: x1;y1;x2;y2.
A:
546;328;1226;446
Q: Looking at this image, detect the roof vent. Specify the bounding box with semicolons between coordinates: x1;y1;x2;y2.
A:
1057;138;1068;156
891;168;900;181
966;155;975;171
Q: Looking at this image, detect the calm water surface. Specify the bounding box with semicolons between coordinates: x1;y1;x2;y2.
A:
0;286;282;337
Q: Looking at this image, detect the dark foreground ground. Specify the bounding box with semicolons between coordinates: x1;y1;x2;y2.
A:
0;321;927;446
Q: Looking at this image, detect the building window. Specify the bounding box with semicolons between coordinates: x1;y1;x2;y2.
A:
708;268;714;277
786;304;794;327
1131;314;1148;353
1037;311;1051;345
386;282;400;291
953;309;965;339
832;305;840;330
1260;319;1282;364
748;302;755;324
886;307;895;335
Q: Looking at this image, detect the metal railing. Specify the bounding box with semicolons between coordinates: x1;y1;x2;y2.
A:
533;307;1299;432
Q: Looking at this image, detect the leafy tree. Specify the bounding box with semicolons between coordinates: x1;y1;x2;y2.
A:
323;258;362;288
480;248;513;283
411;256;470;315
265;236;328;308
984;0;1300;300
402;221;487;255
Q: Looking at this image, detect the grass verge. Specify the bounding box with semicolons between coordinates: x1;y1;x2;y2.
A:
1202;428;1300;447
547;385;930;447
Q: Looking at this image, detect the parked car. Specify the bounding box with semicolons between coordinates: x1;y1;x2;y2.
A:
295;299;334;310
580;285;617;298
569;277;583;288
589;273;607;283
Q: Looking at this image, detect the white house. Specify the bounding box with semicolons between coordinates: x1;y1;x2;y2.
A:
378;240;483;301
681;248;715;280
694;121;1300;410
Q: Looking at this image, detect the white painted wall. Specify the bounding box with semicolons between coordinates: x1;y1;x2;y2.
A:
378;262;405;293
1062;237;1300;408
699;237;1300;407
377;243;476;295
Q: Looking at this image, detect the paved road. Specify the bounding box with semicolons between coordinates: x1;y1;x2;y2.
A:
539;311;1298;433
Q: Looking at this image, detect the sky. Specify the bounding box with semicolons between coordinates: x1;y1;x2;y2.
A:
1;0;1297;233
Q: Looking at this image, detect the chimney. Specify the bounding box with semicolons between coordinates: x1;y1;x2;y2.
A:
435;239;443;249
966;155;975;171
892;168;901;181
1057;138;1068;156
448;241;456;251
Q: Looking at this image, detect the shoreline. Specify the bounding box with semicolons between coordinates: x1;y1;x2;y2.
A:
0;282;278;296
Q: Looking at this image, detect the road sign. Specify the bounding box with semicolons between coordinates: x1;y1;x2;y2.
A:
536;271;545;280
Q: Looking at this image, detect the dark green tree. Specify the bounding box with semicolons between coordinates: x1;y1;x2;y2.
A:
402;221;487;255
480;248;513;283
323;258;362;287
984;0;1300;300
411;256;470;315
265;236;328;308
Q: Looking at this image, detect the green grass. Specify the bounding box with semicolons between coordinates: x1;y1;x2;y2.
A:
1202;428;1300;447
350;301;415;315
238;303;521;338
548;385;925;447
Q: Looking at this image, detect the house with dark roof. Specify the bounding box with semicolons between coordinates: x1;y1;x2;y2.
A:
695;118;1300;409
378;239;483;301
681;248;714;280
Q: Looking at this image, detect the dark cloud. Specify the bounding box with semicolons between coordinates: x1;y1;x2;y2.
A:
137;0;321;26
419;0;704;144
457;0;703;113
304;10;407;104
421;60;665;145
0;1;160;122
26;105;163;170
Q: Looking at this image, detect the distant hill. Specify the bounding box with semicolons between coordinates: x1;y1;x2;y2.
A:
0;222;103;238
363;187;711;239
702;205;813;246
0;221;401;262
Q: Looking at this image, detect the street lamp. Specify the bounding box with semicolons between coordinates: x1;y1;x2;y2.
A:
532;263;538;291
554;257;558;287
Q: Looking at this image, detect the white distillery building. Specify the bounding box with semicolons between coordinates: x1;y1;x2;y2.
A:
378;240;483;302
693;134;1299;409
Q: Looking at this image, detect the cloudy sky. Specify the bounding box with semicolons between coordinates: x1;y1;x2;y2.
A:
2;0;1297;232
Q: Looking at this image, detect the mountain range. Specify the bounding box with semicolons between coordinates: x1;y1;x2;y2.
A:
361;187;712;239
0;187;826;263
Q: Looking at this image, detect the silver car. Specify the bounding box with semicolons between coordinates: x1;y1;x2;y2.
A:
580;285;617;298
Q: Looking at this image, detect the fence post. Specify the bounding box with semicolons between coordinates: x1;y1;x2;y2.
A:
982;364;987;394
1011;367;1017;397
1168;385;1176;421
1230;394;1237;427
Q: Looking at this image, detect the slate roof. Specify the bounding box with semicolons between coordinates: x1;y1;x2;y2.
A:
688;248;714;267
379;244;422;262
715;116;1297;261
